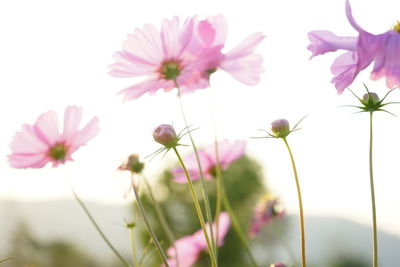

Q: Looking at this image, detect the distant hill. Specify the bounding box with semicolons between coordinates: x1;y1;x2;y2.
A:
1;199;399;266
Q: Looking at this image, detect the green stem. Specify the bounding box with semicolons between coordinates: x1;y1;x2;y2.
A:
142;175;179;267
128;227;139;267
282;138;306;267
220;183;259;267
174;79;217;257
131;179;170;267
214;152;222;258
369;112;378;267
0;257;15;264
173;147;218;267
72;189;132;267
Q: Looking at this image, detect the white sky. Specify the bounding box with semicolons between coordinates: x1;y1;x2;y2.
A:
1;0;400;237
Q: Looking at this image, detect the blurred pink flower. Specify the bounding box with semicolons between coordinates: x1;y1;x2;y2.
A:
165;212;230;267
9;106;99;168
180;15;265;93
308;0;400;93
249;195;285;238
109;16;223;101
172;140;246;183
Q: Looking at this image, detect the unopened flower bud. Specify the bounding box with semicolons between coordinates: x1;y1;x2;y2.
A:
270;263;287;267
271;119;290;138
363;92;380;104
119;154;144;174
153;124;178;148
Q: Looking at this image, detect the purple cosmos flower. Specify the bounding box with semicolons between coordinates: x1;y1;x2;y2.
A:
308;0;400;93
165;212;230;267
249;195;285;238
9;106;99;168
172;140;246;183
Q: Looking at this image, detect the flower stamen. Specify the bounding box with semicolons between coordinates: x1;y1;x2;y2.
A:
159;60;181;80
393;20;400;33
48;143;68;161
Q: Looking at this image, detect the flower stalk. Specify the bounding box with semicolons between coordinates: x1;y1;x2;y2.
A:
174;79;217;257
131;176;170;267
282;137;306;267
369;111;378;267
172;146;218;267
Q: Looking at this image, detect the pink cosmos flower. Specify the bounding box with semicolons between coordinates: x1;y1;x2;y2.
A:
180;15;265;93
249;195;285;238
172;140;246;183
165;212;230;267
308;0;400;93
9;106;100;168
109;16;223;101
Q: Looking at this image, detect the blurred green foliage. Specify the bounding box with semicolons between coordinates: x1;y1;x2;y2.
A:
5;223;118;267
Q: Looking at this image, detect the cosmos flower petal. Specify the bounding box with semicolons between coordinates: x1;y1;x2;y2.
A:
216;140;247;167
224;32;264;61
9;124;48;154
34;110;60;145
307;30;357;57
63;106;83;140
330;51;360;93
370;33;400;89
345;0;367;33
117;78;171;101
192;212;231;249
69;117;100;151
8;153;49;169
221;53;264;85
172;150;213;183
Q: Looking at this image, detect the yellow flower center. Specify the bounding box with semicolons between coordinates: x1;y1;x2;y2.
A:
48;143;68;161
393;20;400;33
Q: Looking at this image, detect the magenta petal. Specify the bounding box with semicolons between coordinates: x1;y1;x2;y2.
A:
307;30;357;57
192;212;231;249
198;20;217;47
330;51;360;93
345;0;367;33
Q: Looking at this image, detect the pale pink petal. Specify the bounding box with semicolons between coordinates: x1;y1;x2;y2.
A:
177;17;195;57
68;117;100;151
117;78;169;101
330;51;359;93
161;17;180;59
109;52;157;77
307;30;357;57
122;28;163;63
8;153;49;169
62;106;82;140
192;212;231;249
9;124;48;154
207;14;228;46
218;140;246;167
172;150;214;183
198;20;216;47
33;110;60;145
221;53;263;85
165;236;201;267
224;32;264;61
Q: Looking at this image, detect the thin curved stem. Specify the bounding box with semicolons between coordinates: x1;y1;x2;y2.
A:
174;79;217;257
128;227;139;267
369;112;378;267
0;257;15;264
131;178;170;267
220;182;259;267
72;189;132;267
282;138;306;267
142;175;179;267
173;147;218;267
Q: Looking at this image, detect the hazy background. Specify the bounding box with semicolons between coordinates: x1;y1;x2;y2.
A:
1;0;400;266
